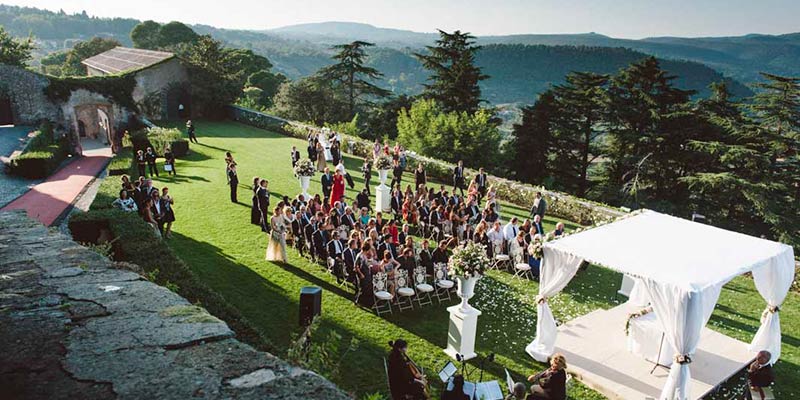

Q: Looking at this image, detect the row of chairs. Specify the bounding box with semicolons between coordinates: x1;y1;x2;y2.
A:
372;263;456;316
490;241;536;280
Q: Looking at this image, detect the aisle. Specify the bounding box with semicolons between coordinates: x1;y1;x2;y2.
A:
1;147;112;226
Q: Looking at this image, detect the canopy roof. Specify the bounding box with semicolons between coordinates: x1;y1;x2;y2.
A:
546;210;794;292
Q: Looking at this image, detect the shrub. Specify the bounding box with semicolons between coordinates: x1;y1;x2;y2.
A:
108;147;133;176
9;125;70;179
122;127;188;157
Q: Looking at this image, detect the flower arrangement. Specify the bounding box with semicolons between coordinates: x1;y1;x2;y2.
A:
624;306;653;335
373;154;393;170
294;159;316;177
449;241;491;279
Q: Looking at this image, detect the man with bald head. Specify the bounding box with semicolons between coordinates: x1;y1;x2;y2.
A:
746;350;775;400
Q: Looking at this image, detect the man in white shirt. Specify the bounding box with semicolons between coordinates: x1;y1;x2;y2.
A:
503;217;519;242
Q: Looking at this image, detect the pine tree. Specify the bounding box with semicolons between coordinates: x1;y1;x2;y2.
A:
509;90;556;185
602;57;695;209
415;30;488;114
549;72;608;197
318;41;391;119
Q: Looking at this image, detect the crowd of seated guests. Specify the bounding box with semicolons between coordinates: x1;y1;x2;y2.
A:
262;147;566;312
114;175;176;238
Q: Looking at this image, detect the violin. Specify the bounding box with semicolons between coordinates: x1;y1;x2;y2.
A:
405;353;431;399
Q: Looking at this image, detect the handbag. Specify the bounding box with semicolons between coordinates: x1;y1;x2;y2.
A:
164;164;173;172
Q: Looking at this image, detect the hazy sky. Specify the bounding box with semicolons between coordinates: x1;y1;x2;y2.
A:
4;0;799;38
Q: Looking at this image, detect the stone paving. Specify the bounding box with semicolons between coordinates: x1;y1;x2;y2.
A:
0;210;350;400
0;126;39;208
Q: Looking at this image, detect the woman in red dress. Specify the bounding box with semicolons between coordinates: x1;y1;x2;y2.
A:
330;169;345;206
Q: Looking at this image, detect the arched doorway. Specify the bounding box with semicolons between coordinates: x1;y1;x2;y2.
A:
0;96;12;126
165;84;191;120
73;103;114;151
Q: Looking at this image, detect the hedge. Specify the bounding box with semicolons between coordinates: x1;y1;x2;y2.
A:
108;147;133;176
71;159;274;353
9;123;70;179
123;127;189;158
45;73;138;111
227;105;625;225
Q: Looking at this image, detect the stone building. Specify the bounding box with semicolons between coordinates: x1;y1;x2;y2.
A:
82;47;191;121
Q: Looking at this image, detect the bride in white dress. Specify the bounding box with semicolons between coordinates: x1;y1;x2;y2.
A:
266;206;287;262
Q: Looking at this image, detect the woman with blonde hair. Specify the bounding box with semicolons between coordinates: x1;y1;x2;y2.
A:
527;353;567;400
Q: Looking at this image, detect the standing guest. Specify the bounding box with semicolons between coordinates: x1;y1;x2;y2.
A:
418;239;434;275
336;160;354;189
532;215;545;236
132;181;145;211
452;160;465;197
330;169;345;206
135;149;146;177
315;141;326;172
163;146;176;176
486;185;499;214
290;145;301;169
527;353;567;400
307;139;317;161
257;179;271;232
266;206;288;262
250;177;261;225
160;187;176;239
432;239;450;265
475;167;488;201
321;167;334;203
372;139;382;159
746;350;775;400
361;159;373;195
414;163;427;190
112;190;138;212
227;162;239;203
141;197;161;237
186;120;198;143
145;147;159;177
120;175;134;198
356;189;372;212
391;159;404;189
530;192;547;219
150;191;166;236
331;139;341;166
225;151;235;166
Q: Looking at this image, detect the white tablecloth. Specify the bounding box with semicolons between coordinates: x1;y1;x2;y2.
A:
627;312;674;366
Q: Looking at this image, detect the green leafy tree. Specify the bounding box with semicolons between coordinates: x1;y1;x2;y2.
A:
549;72;609;196
318;41;391;118
362;94;415;141
130;20;161;50
175;35;241;117
158;21;199;48
272;76;350;126
601;57;695;209
0;26;35;67
415;30;488;114
507;90;556;185
62;37;120;76
245;70;287;108
397;98;501;169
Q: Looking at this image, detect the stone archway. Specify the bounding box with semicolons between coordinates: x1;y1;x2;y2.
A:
73;103;113;147
164;83;191;120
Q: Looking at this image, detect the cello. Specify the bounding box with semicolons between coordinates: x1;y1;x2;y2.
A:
404;352;431;399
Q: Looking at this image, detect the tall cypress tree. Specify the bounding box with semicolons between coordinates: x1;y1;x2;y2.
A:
509;90;556;185
415;30;488;114
318;41;391;119
549;72;608;197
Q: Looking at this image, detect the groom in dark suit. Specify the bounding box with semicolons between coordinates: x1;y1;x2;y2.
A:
321;167;333;203
452;160;465;197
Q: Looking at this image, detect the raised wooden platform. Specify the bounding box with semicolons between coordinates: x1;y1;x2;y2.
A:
554;304;754;399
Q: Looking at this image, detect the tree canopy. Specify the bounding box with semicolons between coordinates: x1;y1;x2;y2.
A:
318;41;391;118
0;26;34;67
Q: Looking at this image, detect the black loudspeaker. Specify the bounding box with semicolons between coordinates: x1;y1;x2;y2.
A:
299;286;322;326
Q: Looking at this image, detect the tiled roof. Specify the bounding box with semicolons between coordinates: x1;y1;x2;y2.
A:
81;47;175;75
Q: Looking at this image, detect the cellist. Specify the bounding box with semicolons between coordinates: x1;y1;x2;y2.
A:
387;339;429;399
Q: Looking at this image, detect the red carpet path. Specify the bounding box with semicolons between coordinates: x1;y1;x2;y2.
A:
2;151;111;226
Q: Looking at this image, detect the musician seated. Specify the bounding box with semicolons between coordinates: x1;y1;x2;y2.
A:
387;339;428;400
526;353;567;400
441;374;469;400
505;382;527;400
747;350;775;400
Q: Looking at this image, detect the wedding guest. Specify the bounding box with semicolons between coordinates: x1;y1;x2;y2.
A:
475;167;488;200
228;162;239;203
362;159;373;195
452;160;465;197
163;146;176;176
414;163;427;189
135;149;146;177
257;179;271;232
391;159;403;189
266;206;288;262
316;141;326;172
527;353;567;400
250;177;261;225
145;146;158;177
321;167;334;203
186;120;198;143
553;222;565;237
161;187;176;238
746;350;775;400
291;145;301;169
530;192;547;219
112;189;138;212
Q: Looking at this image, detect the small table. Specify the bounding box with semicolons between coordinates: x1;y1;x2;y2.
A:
627;312;674;368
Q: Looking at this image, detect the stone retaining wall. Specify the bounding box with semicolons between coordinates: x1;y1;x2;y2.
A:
0;210;349;400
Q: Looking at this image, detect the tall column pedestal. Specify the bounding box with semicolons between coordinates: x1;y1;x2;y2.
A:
444;305;481;361
375;184;391;212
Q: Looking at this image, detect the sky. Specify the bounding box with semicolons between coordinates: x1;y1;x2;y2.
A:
4;0;799;39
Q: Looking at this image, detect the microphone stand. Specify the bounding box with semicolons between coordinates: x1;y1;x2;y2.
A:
475;353;495;399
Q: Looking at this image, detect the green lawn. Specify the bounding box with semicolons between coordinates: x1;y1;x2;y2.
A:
146;120;799;399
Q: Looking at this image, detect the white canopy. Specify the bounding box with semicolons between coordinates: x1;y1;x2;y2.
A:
526;210;795;400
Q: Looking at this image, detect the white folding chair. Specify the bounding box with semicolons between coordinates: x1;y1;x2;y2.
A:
413;266;434;307
396;269;416;312
492;241;510;271
512;251;533;280
372;272;393;316
434;263;454;303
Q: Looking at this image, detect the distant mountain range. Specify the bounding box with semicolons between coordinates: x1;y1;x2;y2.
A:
4;6;798;104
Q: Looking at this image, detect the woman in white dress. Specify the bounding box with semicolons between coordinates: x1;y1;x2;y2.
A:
266;206;287;262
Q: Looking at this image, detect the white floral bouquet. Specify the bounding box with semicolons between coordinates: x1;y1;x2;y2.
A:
294;159;316;177
449;241;490;279
373;154;393;170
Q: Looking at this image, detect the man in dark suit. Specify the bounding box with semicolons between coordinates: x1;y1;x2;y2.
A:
307;141;316;160
377;234;397;261
356;189;371;212
452;160;465;197
418;239;434;275
390;159;403;189
398;224;411;245
390;189;403;218
227;163;239;203
312;222;330;263
532;214;545;236
530;191;547;219
321;167;333;202
341;207;356;229
326;236;345;280
343;239;359;287
466;199;480;224
291;146;301;169
432;239;450;265
145;147;159;177
475;167;488;201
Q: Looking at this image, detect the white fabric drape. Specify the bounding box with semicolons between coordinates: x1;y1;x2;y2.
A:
748;249;796;363
628;277;650;307
526;246;584;362
642;280;724;400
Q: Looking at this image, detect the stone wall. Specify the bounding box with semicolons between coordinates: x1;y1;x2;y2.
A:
60;89;134;143
0;64;62;126
0;210;350;400
132;58;190;121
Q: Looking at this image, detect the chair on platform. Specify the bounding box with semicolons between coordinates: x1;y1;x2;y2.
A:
372;272;393;316
413;266;434;307
434;263;454;303
396;269;416;312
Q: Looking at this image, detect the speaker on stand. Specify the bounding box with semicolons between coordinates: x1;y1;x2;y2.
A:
299;286;322;326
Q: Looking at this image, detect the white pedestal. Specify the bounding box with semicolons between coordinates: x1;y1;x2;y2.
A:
444;305;482;361
375;184;391;212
